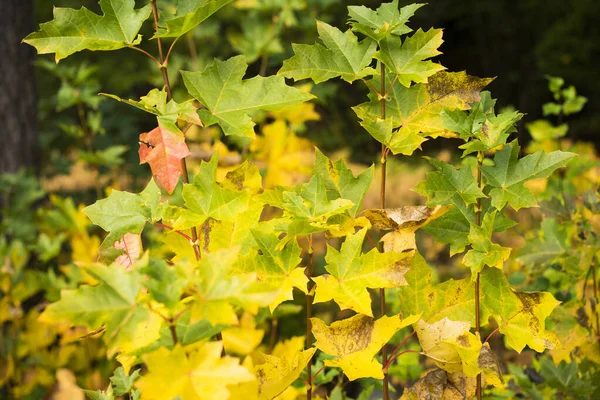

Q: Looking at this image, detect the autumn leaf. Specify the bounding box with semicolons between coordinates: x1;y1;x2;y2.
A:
255;348;316;399
313;227;410;316
311;313;420;380
114;233;142;270
139;126;190;194
136;343;254;400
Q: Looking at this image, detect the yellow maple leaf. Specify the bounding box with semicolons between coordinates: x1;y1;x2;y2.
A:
136;342;254;400
311;313;420;380
223;312;265;355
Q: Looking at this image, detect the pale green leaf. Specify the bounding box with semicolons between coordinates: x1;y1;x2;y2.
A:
154;0;234;39
182;55;313;137
278;21;377;83
23;0;152;62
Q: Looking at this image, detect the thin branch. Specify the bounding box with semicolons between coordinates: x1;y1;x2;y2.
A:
475;151;484;400
484;327;500;344
311;365;325;384
383;75;398;99
306;235;314;400
129;46;161;67
165;35;182;66
383;349;420;372
362;78;381;97
365;232;377;249
155;222;194;242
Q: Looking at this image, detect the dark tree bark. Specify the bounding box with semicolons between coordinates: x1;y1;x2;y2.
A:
0;0;39;175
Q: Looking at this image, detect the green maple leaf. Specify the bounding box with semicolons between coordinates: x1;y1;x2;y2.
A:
101;88;202;129
261;174;354;245
313;148;374;217
356;71;493;143
110;367;140;396
278;21;377;84
352;106;425;155
481;268;560;353
177;154;250;229
458;110;523;156
191;248;277;325
182;55;313;137
377;28;445;87
313;227;410;316
84;179;162;260
413;158;485;206
40;263;161;356
422;203;516;255
153;0;234;39
249;230;308;312
397;253;485;327
462;211;511;277
23;0;152;62
347;1;425;42
481;141;576;210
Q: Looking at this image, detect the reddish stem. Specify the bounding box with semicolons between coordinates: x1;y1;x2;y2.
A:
311;366;325;384
383;349;421;372
484;327;500;344
155;222;201;261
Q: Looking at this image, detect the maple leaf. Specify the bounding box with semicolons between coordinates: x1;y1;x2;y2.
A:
313;227;410;316
190;248;277;325
139;126;190;194
397;252;487;328
311;313;420;380
422;202;516;255
249;230;308;312
363;205;450;253
357;71;493;140
481;141;576;210
347;1;425;42
314;148;374;218
136;343;254;400
102;88;202;128
260;173;354;247
39;262;162;357
413;158;485;206
255;348;316;399
401;366;501;400
462;211;511;277
376;28;446;87
23;0;152;62
84;180;162;261
480;268;560;353
182;55;314;138
352;107;425;156
278;21;377;84
415;318;481;376
176;154;250;229
153;0;235;39
222;312;264;355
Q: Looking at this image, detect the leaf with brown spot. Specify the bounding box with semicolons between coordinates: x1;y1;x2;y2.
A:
363;205;450;253
113;233;142;271
358;71;493;141
312;227;411;316
311;313;420;380
415;318;481;376
139;126;190;194
481;267;560;353
401;370;478;400
255;348;316;399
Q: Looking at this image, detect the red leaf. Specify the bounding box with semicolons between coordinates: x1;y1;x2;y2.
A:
138;126;190;193
114;233;142;271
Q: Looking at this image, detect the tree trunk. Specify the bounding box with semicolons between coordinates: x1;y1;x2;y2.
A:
0;0;39;176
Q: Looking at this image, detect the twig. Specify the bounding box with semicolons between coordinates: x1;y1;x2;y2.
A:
129;46;162;67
